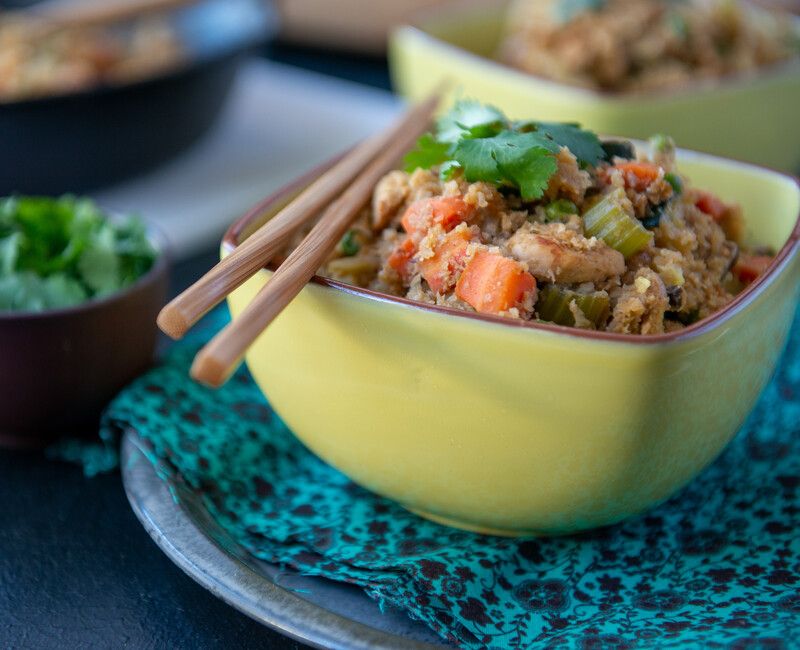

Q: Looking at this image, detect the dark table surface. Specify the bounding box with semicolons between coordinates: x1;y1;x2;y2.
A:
0;43;390;650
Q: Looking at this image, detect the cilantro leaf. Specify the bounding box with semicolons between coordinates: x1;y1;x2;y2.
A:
78;224;121;295
439;160;462;181
452;137;506;184
0;271;87;311
453;131;559;200
404;133;450;173
436;100;507;143
516;121;605;166
495;145;558;201
0;232;21;275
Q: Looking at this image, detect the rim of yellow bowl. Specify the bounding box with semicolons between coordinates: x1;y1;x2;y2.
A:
223;149;800;346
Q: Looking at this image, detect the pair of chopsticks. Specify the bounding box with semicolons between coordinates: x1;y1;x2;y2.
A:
157;87;443;388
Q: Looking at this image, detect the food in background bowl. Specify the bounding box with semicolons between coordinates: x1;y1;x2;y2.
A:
0;16;184;103
0;195;157;312
314;101;771;335
0;0;275;195
0;195;167;448
389;0;800;171
499;0;800;93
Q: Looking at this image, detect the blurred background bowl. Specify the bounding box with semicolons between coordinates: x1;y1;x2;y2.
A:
0;0;276;195
389;0;800;172
0;228;168;450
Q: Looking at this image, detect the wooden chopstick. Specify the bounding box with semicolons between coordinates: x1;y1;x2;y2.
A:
157;133;385;340
189;89;442;387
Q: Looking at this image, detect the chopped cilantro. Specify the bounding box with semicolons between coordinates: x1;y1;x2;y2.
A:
0;195;156;312
403;133;450;173
435;100;505;144
439;160;462;181
403;100;603;201
519;121;605;167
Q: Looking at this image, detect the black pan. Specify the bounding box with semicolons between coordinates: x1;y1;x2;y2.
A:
0;0;277;195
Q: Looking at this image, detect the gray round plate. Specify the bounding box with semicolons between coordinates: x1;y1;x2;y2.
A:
121;430;449;650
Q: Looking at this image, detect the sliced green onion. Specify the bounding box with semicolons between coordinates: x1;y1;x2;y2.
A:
544;199;578;222
340;230;360;256
664;172;682;195
537;284;610;328
583;189;653;258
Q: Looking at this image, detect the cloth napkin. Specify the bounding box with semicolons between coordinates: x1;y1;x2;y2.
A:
103;306;800;649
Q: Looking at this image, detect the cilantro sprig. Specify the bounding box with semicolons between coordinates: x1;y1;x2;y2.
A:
403;100;603;201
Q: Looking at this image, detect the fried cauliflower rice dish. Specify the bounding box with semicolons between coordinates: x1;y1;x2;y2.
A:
308;101;773;335
499;0;800;93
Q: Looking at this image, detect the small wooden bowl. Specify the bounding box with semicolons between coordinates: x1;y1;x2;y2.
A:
0;234;169;449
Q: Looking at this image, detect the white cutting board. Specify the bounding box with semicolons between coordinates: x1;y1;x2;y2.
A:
96;59;402;259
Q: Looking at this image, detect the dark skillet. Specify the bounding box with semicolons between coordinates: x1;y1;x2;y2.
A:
0;0;277;195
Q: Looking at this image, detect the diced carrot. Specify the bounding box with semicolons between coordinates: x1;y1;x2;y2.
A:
694;191;727;222
419;228;477;294
386;237;416;283
455;249;537;315
733;254;772;285
401;196;474;240
613;162;662;191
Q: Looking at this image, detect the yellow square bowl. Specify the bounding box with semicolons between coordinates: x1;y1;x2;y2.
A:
224;148;800;537
389;0;800;173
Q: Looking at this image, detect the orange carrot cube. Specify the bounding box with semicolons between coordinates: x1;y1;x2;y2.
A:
386;237;416;283
419;228;477;294
455;249;537;315
401;196;474;240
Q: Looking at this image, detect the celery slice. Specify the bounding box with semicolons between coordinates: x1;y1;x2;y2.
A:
536;285;610;328
582;189;652;258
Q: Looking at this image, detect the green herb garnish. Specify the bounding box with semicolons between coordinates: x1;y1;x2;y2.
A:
0;195;156;312
340;229;361;257
664;172;682;195
544;199;578;222
402;134;450;174
404;100;604;201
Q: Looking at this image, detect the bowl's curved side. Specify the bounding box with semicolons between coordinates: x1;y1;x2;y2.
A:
227;246;797;535
388;14;800;172
0;248;169;449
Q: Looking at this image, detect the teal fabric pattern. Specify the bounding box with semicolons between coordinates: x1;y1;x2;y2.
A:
103;307;800;649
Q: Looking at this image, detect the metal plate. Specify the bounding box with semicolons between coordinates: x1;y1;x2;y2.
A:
121;431;449;650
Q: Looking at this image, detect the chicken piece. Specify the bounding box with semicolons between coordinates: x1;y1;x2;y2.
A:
609;268;669;335
545;148;593;204
507;222;625;284
371;170;410;230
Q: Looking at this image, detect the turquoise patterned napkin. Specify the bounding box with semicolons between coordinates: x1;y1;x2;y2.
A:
104;307;800;649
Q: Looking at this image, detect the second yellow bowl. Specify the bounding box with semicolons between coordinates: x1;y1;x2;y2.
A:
389;0;800;172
